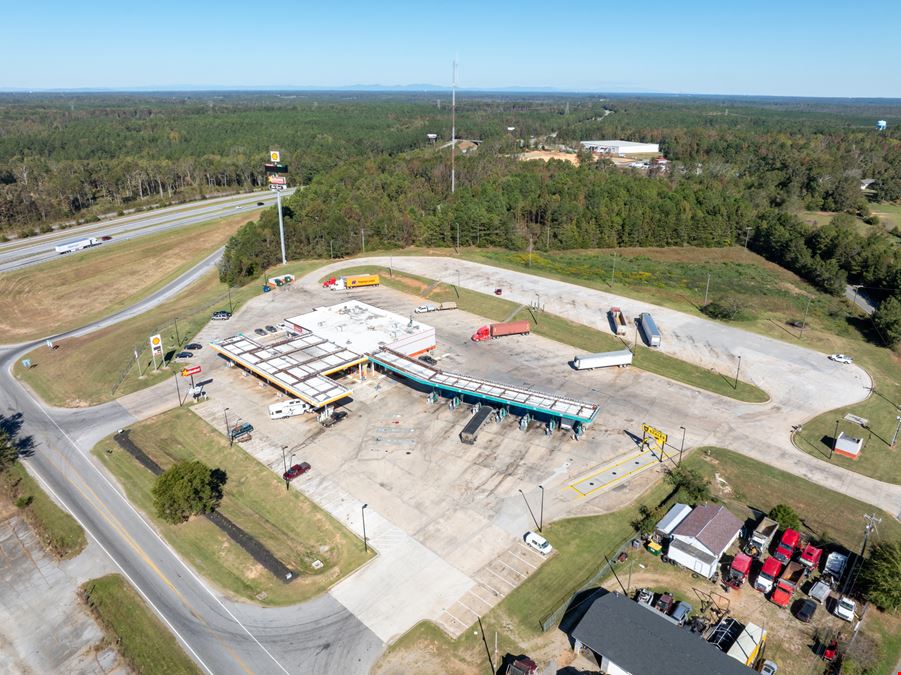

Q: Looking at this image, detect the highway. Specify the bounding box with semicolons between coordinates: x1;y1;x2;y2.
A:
0;189;294;274
0;249;382;675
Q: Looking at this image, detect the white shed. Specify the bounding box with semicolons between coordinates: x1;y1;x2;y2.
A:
655;503;692;538
667;504;742;579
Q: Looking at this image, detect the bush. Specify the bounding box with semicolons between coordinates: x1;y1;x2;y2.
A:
769;503;801;531
860;540;901;612
665;465;711;505
152;461;226;524
15;495;33;508
701;297;745;321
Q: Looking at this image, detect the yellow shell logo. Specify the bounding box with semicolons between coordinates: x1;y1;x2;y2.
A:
270;151;280;162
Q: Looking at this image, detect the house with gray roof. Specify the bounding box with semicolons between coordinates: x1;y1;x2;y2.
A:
571;591;753;675
667;504;742;579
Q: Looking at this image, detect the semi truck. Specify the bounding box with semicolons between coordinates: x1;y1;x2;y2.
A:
415;302;457;313
726;552;753;588
638;312;662;347
770;560;806;607
747;516;779;557
754;556;782;593
471;320;530;342
773;528;801;564
55;237;101;254
323;274;380;290
572;349;633;370
609;307;628;336
460;405;495;445
799;543;823;571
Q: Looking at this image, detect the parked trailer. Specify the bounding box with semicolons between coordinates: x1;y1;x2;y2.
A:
268;399;309;420
460;406;495;444
324;274;380;290
638;312;661;347
609;307;628;336
55;237;101;254
471;320;530;342
572;349;633;370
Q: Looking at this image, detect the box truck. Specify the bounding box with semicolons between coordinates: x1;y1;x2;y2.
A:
471;320;530;342
268;399;310;420
572;349;633;370
609;307;628;336
638;312;661;347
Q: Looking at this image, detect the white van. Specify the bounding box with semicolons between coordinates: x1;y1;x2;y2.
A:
268;399;309;420
524;531;553;556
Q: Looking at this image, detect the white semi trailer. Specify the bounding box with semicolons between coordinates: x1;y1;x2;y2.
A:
572;349;633;370
54;237;101;254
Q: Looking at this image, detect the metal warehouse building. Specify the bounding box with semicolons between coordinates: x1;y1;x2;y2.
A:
580;139;660;156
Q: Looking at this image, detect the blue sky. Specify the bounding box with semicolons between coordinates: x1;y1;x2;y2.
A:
3;0;900;97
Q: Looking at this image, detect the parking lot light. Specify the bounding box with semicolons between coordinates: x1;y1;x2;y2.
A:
362;504;368;553
538;485;544;533
224;407;231;446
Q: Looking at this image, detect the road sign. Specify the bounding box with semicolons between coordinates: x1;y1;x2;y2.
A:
264;162;288;174
267;175;287;185
149;334;163;357
268;184;287;191
181;365;202;377
270;151;280;162
641;423;667;449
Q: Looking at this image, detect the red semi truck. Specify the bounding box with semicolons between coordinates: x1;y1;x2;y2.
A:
471;320;531;342
755;556;783;593
770;560;806;608
773;528;801;564
726;552;753;588
799;543;823;571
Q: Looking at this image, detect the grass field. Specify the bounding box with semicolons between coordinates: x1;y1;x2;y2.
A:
81;574;201;675
0;213;254;342
0;462;86;558
93;407;371;605
330;265;768;402
375;446;901;674
14;259;325;407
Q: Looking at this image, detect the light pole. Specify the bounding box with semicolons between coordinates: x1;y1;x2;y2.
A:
224;407;232;446
281;445;289;492
799;296;812;338
276;188;287;265
744;227;752;249
227;285;233;313
891;415;901;448
361;504;369;553
679;426;686;465
832;419;840;459
734;355;742;390
704;272;711;306
610;252;617;286
538;485;544;533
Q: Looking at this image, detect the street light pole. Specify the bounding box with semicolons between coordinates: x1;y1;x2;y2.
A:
538;485;544;533
679;426;686;465
799;296;812;338
224;407;232;446
734;355;742;390
832;419;840;459
361;504;369;553
281;445;289;492
276;188;287;265
891;415;901;448
704;272;711;306
227;285;233;313
610;252;617;287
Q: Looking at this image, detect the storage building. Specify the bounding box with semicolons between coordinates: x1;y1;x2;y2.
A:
580;140;660;156
667;504;742;579
654;503;692;538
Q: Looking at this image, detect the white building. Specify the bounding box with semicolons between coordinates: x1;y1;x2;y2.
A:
285;300;436;357
580;139;660;156
667;504;742;579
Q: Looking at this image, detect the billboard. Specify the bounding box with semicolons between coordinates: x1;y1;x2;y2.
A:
149;334;163;357
641;423;667;449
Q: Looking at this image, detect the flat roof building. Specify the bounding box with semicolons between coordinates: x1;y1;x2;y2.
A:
581;140;660;156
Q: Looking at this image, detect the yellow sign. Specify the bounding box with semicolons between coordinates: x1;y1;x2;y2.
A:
641;423;668;449
269;150;280;162
149;333;163;356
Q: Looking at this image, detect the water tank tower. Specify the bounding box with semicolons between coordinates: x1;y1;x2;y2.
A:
877;120;887;131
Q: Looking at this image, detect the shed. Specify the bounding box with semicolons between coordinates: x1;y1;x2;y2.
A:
655;503;692;538
571;591;752;675
667;504;742;579
834;432;862;460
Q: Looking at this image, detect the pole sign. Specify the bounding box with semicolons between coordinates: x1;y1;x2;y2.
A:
264;162;288;174
267;175;287;185
641;423;667;449
149;334;163;357
181;365;202;377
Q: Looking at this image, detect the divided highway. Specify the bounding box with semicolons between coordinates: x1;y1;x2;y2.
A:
0;189;293;273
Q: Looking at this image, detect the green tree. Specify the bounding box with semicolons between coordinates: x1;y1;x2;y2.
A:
873;297;901;347
632;504;665;535
664;465;712;505
0;429;17;471
860;540;901;612
152;461;225;524
768;503;801;531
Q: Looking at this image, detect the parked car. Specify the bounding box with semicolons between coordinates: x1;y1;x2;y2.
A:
828;354;853;364
265;325;278;333
175;351;193;359
655;592;674;614
184;343;202;350
211;311;231;320
100;235;113;241
254;328;268;336
282;462;311;481
635;588;654;607
795;599;817;623
415;304;436;314
524;531;553;556
833;595;856;621
760;660;778;675
670;601;692;625
418;354;438;366
256;201;264;206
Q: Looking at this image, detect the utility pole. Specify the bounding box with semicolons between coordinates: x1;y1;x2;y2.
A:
610;252;617;286
227;285;233;313
528;235;533;267
361;227;365;253
831;419;840;459
134;349;143;378
704;272;711;305
679;426;686;465
744;227;752;249
281;445;289;492
456;222;460;251
799;296;812;338
174;317;180;346
451;60;456;194
174;370;182;406
841;514;881;598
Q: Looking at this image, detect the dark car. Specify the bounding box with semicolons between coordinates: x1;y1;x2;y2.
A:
211;311;231;321
100;235;113;241
175;351;193;359
254;328;268;336
265;325;278;333
418;354;438;366
795;598;817;623
282;462;311;481
256;201;264;206
184;343;202;350
655;592;674;614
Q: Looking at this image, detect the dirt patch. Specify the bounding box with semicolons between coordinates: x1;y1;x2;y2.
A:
518;151;580;165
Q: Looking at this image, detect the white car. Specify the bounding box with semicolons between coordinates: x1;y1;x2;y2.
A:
414;304;435;314
834;595;856;621
828;354;853;364
524;531;553;556
760;660;778;675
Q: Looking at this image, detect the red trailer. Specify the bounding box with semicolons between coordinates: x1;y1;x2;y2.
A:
726;552;753;588
471;320;531;342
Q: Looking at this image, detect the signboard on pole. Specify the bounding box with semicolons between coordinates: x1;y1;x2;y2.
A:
181;365;202;377
264;162;288;174
641;423;667;450
149;334;163;357
267;175;287;185
269;150;280;162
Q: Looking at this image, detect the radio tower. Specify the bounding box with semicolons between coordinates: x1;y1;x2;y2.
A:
451;59;457;194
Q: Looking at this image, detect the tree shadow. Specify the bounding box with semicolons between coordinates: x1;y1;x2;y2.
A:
0;413;36;457
210;468;228;502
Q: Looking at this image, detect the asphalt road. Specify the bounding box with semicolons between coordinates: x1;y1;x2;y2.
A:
0;250;382;675
844;284;877;316
0;189;294;273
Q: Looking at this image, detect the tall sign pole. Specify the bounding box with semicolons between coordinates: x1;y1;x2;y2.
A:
451;60;456;194
267;151;288;265
276;189;286;265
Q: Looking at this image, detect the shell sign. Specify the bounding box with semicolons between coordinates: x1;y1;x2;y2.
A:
269;150;280;162
149;333;163;356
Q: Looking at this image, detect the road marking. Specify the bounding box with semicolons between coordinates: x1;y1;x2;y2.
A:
508;550;538;570
497;560;526;579
17;383;291;675
486;568;516;588
569;448;673;497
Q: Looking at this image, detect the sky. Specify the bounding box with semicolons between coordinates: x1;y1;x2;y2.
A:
2;0;900;97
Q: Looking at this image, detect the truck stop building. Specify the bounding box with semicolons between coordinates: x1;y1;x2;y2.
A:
580;139;660;156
